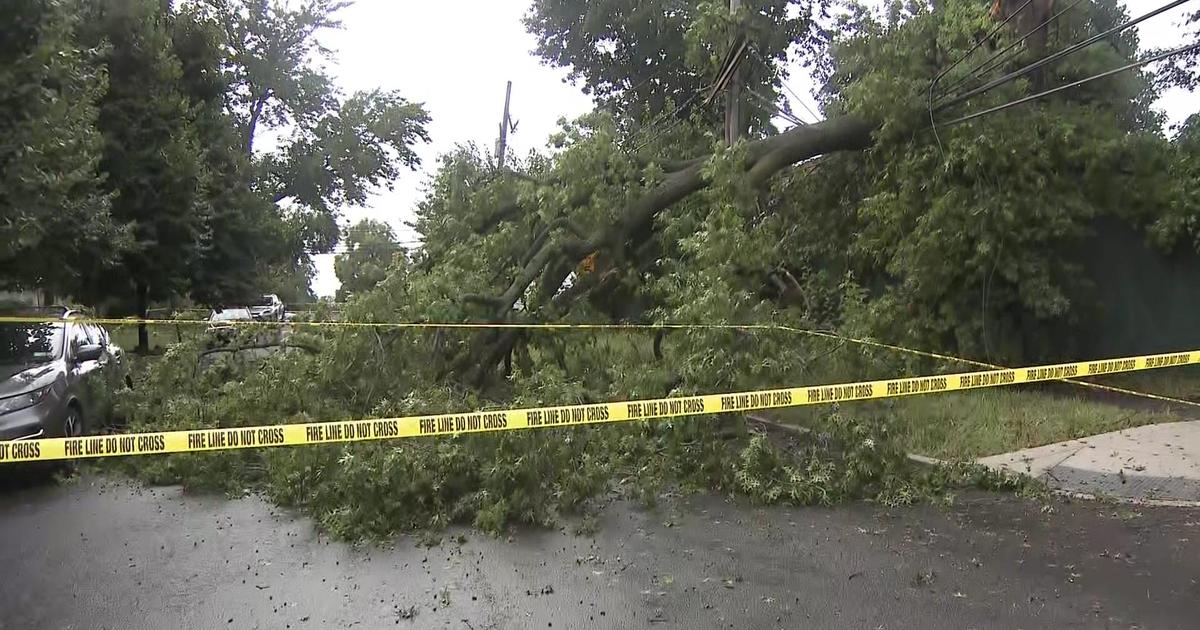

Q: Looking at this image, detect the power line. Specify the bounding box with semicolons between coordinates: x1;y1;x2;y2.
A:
703;31;749;106
623;58;670;96
940;41;1200;126
747;47;821;123
614;57;708;152
929;0;1034;95
779;78;820;123
315;241;424;249
620;64;711;153
745;87;805;126
628;94;694;151
629;90;706;154
937;0;1195;111
935;0;1090;100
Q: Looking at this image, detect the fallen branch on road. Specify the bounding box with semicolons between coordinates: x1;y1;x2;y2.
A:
198;341;321;358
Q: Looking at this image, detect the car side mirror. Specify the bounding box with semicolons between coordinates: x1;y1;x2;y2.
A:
76;344;103;362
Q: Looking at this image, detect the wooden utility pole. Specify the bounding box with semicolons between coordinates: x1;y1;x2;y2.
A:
724;0;742;145
496;81;513;168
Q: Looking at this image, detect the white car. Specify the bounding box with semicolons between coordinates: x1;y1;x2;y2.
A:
248;294;284;322
206;307;253;343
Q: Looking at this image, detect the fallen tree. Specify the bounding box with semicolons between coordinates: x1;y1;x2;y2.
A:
454;116;878;383
113;0;1199;540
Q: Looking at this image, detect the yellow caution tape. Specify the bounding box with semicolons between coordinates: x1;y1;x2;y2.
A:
797;328;1200;409
0;315;823;330
3;314;1194;408
1;349;1195;464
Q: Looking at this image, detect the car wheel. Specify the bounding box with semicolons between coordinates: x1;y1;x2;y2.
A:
53;406;86;476
63;406;85;439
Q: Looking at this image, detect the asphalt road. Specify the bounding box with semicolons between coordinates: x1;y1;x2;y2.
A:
1;473;1197;629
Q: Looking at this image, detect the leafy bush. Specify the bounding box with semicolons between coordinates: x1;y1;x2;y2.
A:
114;323;1021;541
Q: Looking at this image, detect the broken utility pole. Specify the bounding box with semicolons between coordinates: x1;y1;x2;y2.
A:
725;0;742;145
701;2;749;142
496;80;513;169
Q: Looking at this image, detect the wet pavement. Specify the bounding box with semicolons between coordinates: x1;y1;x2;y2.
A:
1;474;1198;629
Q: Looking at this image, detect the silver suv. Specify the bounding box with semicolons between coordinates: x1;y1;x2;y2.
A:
0;308;127;442
249;294;284;322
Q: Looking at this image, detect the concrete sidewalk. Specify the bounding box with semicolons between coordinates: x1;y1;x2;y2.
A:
979;421;1200;505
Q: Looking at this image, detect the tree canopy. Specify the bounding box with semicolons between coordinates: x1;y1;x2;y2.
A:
0;0;121;295
198;0;431;254
334;219;404;301
75;0;207;331
0;0;430;351
1157;6;1199;92
526;0;822;135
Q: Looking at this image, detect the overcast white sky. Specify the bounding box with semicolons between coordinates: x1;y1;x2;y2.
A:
310;0;1196;297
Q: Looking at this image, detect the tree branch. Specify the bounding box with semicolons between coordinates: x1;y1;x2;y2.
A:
493;237;560;317
199;341;320;358
746;117;873;186
547;216;590;241
507;171;543;184
462;294;504;307
476;202;523;233
519;224;551;269
635;154;708;173
505;116;875;321
246;88;273;156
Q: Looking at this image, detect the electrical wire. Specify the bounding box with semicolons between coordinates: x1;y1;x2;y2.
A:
745;87;806;126
936;0;1195;111
939;41;1200;126
627;101;689;152
935;0;1090;100
616;60;687;148
629;90;705;154
622;57;670;96
704;33;750;105
929;0;1034;95
747;46;821;123
926;0;1032;158
307;245;423;256
780;79;821;123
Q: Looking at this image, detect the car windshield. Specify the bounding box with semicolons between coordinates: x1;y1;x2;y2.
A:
211;309;252;322
0;322;64;364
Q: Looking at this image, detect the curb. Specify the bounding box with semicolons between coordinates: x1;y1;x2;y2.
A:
1052;490;1200;508
753;417;1200;507
914;453;1200;507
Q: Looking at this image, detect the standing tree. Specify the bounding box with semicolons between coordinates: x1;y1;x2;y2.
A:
526;0;821;135
169;5;288;306
0;0;122;297
77;0;205;351
80;0;432;311
194;0;430;294
333;219;403;300
1157;7;1199;92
